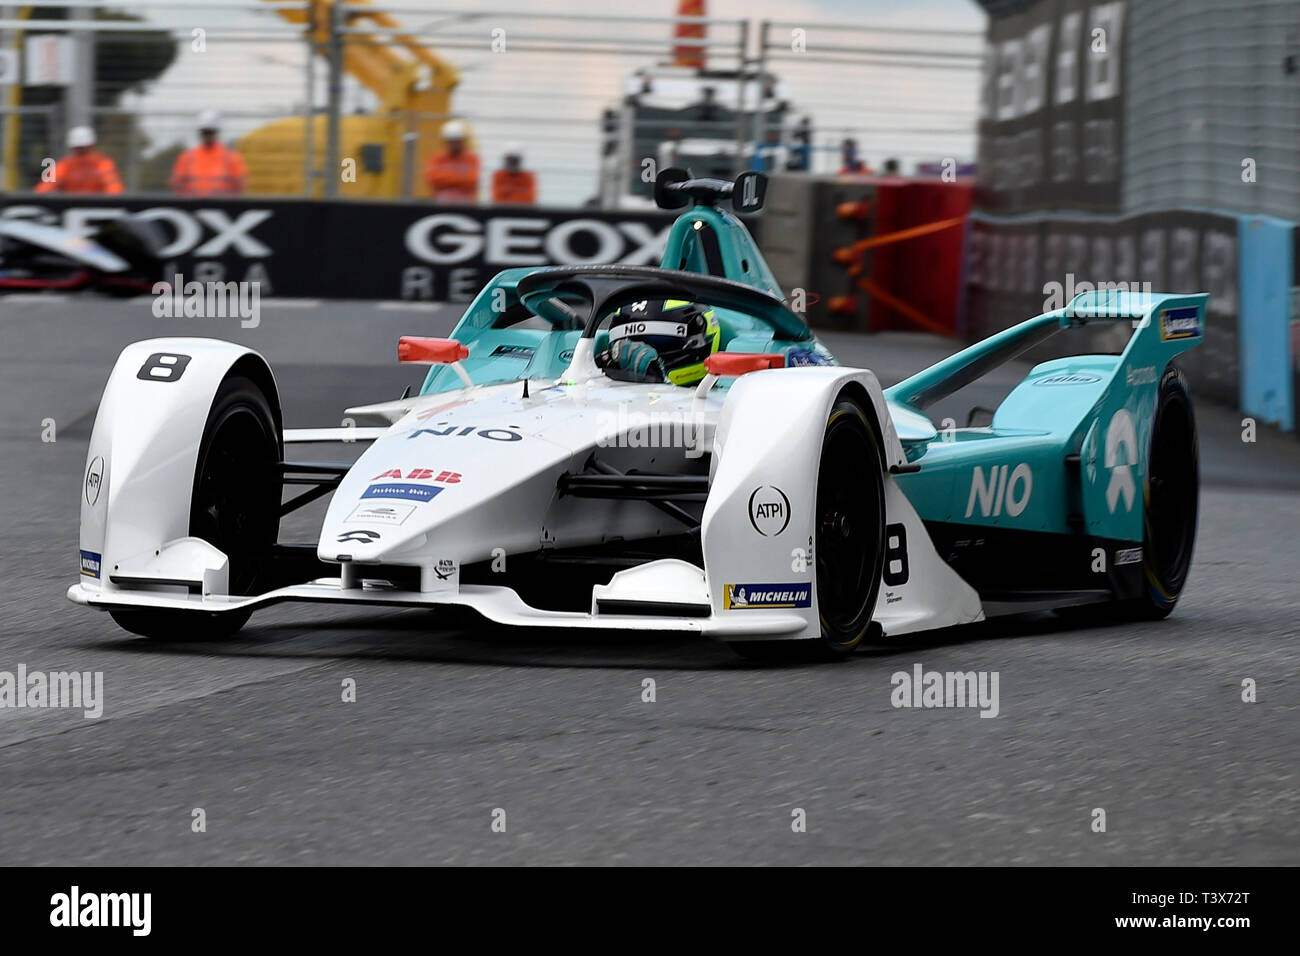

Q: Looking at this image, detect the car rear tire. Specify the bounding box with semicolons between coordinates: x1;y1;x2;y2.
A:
1123;367;1199;619
109;374;280;640
731;398;886;662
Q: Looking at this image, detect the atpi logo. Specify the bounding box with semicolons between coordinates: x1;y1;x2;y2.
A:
747;485;791;536
84;456;104;506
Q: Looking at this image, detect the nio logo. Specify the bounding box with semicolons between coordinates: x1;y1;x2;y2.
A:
965;463;1032;518
748;485;791;536
337;529;381;543
84;456;104;506
408;423;523;442
1104;409;1138;513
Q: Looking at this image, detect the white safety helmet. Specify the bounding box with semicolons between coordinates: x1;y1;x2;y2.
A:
441;119;467;140
66;126;96;149
197;109;221;131
503;142;523;160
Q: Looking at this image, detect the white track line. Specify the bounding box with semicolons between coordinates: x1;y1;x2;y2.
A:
376;301;445;310
3;293;70;304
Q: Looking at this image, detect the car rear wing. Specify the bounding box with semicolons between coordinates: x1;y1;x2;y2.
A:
885;291;1208;412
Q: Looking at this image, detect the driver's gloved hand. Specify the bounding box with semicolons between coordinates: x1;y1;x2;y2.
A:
599;339;665;381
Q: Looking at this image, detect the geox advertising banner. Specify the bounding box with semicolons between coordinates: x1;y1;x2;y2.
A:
0;197;680;300
966;210;1240;405
975;0;1127;213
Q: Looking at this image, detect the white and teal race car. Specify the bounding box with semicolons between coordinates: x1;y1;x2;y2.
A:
68;170;1202;659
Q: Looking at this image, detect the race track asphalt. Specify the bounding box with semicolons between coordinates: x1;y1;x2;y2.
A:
0;295;1296;865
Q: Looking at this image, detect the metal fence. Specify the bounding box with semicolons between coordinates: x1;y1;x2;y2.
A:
0;1;985;204
754;19;982;177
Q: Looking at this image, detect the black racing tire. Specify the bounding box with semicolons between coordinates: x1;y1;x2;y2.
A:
1122;367;1199;620
732;398;886;662
109;374;280;641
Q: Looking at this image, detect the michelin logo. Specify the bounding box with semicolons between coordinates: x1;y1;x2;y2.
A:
724;583;812;609
1159;307;1201;341
79;549;101;579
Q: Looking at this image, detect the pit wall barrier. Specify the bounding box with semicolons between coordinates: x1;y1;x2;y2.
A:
0;196;679;301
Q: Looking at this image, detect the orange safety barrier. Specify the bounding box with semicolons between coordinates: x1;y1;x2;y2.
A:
830;214;968;329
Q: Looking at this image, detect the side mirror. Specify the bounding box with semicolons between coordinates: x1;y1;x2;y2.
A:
732;171;767;213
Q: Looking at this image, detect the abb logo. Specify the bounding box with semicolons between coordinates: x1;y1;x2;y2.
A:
371;468;461;483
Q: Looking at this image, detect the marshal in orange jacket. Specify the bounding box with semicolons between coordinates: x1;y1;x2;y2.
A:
424;148;480;202
34;152;124;194
170;143;248;196
490;168;537;205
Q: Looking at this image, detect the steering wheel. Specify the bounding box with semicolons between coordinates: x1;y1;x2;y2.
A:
515;265;811;342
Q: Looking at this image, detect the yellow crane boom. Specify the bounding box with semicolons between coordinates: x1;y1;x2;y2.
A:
242;0;467;197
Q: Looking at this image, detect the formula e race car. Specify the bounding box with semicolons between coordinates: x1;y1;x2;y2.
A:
0;214;165;295
68;170;1204;658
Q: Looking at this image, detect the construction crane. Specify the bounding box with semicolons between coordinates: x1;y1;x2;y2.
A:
240;0;466;197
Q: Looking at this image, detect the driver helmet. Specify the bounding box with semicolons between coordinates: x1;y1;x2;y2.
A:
604;299;720;386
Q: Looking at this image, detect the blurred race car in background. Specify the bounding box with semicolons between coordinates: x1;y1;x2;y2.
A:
0;214;165;295
67;170;1204;659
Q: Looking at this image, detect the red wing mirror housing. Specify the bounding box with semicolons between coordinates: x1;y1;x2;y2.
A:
704;352;786;376
398;337;470;364
398;336;473;389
